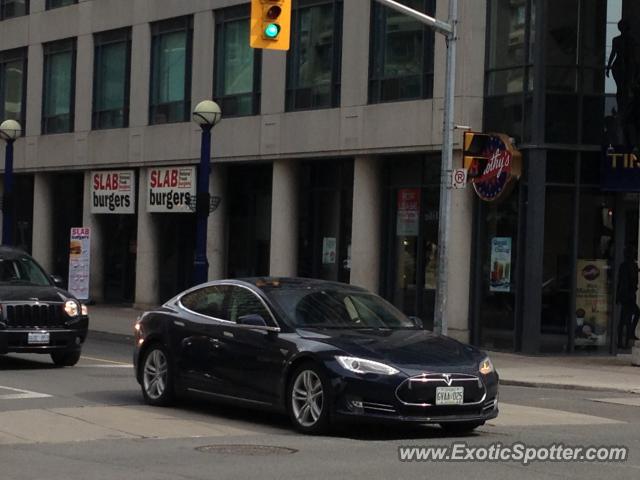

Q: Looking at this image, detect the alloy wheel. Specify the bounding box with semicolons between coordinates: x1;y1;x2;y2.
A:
143;349;168;400
291;370;324;427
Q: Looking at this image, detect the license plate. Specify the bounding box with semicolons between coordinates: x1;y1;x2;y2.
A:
435;386;464;405
28;332;50;345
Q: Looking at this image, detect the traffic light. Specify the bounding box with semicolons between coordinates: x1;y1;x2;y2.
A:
250;0;292;51
463;131;491;179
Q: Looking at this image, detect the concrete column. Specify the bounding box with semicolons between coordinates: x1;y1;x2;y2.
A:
129;23;151;128
340;0;370;107
82;172;104;303
444;152;474;343
25;44;43;136
192;10;215;107
208;162;227;280
269;159;298;276
74;34;93;132
134;168;159;307
31;174;54;272
261;51;287;115
350;156;382;293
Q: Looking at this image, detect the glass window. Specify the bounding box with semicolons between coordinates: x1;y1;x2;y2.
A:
1;0;28;20
149;16;192;125
0;48;27;127
369;0;435;103
487;0;527;70
46;0;75;10
226;286;271;324
93;28;131;130
286;0;342;110
0;255;51;286
180;285;228;319
214;5;261;117
42;38;76;134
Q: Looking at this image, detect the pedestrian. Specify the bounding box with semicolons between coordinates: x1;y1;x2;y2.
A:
616;246;640;349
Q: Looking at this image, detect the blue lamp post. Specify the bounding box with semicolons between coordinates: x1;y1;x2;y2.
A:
191;100;222;286
0;119;22;246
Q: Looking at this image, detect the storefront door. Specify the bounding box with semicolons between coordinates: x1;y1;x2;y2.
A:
157;213;195;302
101;215;137;303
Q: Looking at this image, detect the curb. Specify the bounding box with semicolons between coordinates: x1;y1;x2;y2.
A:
500;379;640;395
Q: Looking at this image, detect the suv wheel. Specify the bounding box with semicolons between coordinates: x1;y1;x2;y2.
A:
51;350;81;367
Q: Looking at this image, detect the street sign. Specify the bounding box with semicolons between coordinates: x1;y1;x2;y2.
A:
452;168;467;189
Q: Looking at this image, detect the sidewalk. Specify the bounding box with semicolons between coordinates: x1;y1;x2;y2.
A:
86;305;640;394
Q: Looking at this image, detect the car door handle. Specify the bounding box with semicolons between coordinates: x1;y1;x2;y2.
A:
209;338;221;348
174;321;185;327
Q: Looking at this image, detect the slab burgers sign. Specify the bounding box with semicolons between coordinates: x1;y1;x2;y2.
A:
91;170;135;214
463;132;522;202
147;166;196;213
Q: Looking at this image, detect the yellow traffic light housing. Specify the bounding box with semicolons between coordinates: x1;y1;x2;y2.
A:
250;0;291;51
463;131;492;179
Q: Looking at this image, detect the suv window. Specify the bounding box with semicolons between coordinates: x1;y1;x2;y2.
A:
226;286;272;324
0;256;52;286
180;285;227;320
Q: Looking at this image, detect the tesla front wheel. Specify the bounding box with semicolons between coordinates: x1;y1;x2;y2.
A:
287;364;331;434
141;344;174;406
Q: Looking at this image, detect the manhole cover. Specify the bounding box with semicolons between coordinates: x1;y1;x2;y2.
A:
196;445;298;456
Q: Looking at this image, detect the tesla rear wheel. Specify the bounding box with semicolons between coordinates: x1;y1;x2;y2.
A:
440;421;484;435
141;344;174;406
50;350;81;367
288;364;331;434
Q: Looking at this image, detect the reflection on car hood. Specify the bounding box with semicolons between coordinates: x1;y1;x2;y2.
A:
0;285;68;302
297;328;480;371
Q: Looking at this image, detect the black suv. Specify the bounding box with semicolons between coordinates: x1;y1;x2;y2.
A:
0;246;89;366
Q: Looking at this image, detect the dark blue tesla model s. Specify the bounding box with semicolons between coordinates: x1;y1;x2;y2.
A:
134;278;498;434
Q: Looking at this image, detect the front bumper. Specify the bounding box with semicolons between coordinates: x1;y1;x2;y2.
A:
327;364;499;425
0;323;88;354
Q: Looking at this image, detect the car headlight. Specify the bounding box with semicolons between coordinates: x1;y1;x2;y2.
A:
479;356;494;375
64;300;80;317
336;356;399;375
81;304;89;316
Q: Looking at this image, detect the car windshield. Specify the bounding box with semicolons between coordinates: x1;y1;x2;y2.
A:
0;256;52;287
265;287;415;330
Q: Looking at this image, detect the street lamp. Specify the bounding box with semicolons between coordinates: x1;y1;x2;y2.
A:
0;119;22;246
191;100;222;285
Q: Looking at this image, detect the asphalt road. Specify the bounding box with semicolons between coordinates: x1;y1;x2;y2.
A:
1;335;639;480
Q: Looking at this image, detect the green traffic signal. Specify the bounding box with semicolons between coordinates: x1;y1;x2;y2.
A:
264;23;281;39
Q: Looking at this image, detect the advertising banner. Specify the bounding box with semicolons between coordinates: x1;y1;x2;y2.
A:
147;166;196;213
489;237;512;292
575;259;610;346
91;170;135;214
68;227;90;301
601;148;640;192
396;188;421;236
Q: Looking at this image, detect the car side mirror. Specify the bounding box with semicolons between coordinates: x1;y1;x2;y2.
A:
51;275;64;287
409;316;423;329
237;314;268;328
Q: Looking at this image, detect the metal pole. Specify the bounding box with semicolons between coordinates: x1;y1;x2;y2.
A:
373;0;453;35
2;139;15;246
193;126;212;285
433;0;458;336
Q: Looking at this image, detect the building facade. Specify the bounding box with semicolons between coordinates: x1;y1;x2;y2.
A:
2;0;633;354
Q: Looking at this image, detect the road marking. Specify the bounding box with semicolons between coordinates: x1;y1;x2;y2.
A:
0;386;51;400
590;397;640;407
76;364;133;369
80;355;130;366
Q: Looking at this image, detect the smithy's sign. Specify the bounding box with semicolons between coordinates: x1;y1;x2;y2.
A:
147;166;196;213
91;170;135;214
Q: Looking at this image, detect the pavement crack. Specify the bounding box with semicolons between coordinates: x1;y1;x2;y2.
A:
43;407;146;440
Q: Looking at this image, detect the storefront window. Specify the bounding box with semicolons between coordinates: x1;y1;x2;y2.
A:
298;159;353;283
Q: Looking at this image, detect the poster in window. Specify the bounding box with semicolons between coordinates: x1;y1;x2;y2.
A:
397;188;421;236
489;237;512;292
322;237;337;264
575;259;609;346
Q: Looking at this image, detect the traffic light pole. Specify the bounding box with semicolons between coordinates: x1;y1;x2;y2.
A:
374;0;457;336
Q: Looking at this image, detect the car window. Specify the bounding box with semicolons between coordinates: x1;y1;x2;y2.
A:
180;285;228;320
0;256;51;286
226;286;272;324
